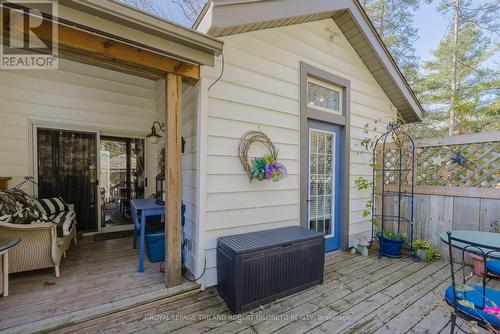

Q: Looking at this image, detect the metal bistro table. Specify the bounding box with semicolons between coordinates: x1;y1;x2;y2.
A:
1;237;21;297
440;231;500;259
131;198;165;272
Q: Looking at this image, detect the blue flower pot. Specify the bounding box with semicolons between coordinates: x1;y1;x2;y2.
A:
378;236;404;258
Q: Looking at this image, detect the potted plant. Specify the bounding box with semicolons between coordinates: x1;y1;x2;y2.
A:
470;221;499;276
377;231;406;258
413;240;440;262
470;254;486;276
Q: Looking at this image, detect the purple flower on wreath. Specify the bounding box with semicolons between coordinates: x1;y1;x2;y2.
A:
265;162;288;181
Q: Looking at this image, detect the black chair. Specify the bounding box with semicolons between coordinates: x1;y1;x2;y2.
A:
445;231;500;333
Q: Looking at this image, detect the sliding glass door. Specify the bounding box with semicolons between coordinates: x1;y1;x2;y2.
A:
99;136;145;230
37;128;98;232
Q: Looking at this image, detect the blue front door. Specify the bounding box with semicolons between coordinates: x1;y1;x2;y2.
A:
307;120;342;252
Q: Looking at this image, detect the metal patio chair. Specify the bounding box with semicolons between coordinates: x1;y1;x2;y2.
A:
445;232;500;333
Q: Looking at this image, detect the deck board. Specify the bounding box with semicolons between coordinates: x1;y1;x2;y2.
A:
342;263;450;334
85;252;499;334
0;236;197;332
3;244;499;334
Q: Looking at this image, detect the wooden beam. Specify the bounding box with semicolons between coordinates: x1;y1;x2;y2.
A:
416;131;500;147
385;184;500;200
2;8;200;80
165;73;183;288
58;46;165;80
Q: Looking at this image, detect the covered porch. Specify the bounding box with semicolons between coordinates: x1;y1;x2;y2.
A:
0;1;222;331
0;0;222;292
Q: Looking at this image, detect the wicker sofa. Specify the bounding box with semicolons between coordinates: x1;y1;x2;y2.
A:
0;191;77;277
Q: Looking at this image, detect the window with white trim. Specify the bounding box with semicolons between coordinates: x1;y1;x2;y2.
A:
307;77;343;114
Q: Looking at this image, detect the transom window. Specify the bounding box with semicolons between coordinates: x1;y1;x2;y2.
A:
307;77;342;114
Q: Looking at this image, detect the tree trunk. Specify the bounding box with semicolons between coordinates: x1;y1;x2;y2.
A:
449;0;460;136
379;0;386;37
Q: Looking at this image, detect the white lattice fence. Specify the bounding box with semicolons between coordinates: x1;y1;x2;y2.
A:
380;132;500;259
380;131;500;191
416;140;499;188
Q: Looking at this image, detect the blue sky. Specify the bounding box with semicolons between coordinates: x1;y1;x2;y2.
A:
414;0;499;65
413;1;450;62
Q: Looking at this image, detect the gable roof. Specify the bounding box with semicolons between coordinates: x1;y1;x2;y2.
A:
194;0;424;122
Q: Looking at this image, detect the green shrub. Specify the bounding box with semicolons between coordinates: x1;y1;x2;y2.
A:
378;231;406;241
413;240;433;251
413;240;440;262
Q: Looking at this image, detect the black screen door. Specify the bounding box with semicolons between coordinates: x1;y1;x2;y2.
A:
37;128;98;232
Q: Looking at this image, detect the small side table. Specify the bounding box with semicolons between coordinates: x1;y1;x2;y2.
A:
130;199;165;272
0;238;20;297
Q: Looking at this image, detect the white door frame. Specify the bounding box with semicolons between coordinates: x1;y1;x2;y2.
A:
99;133;148;233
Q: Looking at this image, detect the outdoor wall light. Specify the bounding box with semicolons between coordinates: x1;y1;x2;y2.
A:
146;121;185;153
146;121;164;145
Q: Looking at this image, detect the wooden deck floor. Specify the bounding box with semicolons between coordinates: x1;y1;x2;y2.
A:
51;249;499;334
0;236;197;333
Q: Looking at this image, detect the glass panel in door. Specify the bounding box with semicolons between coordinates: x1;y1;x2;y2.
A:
308;121;341;252
37;129;98;232
99;136;145;229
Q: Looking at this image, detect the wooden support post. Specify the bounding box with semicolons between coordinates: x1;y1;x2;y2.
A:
165;73;183;288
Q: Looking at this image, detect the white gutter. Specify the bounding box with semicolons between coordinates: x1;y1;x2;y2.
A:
59;0;223;66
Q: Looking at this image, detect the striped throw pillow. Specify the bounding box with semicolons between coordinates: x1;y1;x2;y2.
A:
3;207;52;225
34;197;69;216
3;188;40;215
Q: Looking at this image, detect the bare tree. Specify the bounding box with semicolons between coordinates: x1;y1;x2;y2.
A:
172;0;206;24
120;0;169;19
449;0;460;136
121;0;206;25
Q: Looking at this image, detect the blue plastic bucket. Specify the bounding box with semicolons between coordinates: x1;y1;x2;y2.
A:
145;231;166;263
378;236;404;258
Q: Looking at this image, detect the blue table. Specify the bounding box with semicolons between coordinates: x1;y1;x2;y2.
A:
131;198;165;272
440;231;500;259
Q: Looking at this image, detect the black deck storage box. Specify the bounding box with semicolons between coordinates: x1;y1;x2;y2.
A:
217;226;325;313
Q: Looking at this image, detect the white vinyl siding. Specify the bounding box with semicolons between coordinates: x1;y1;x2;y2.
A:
181;84;199;273
200;18;396;287
0;58;157;195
